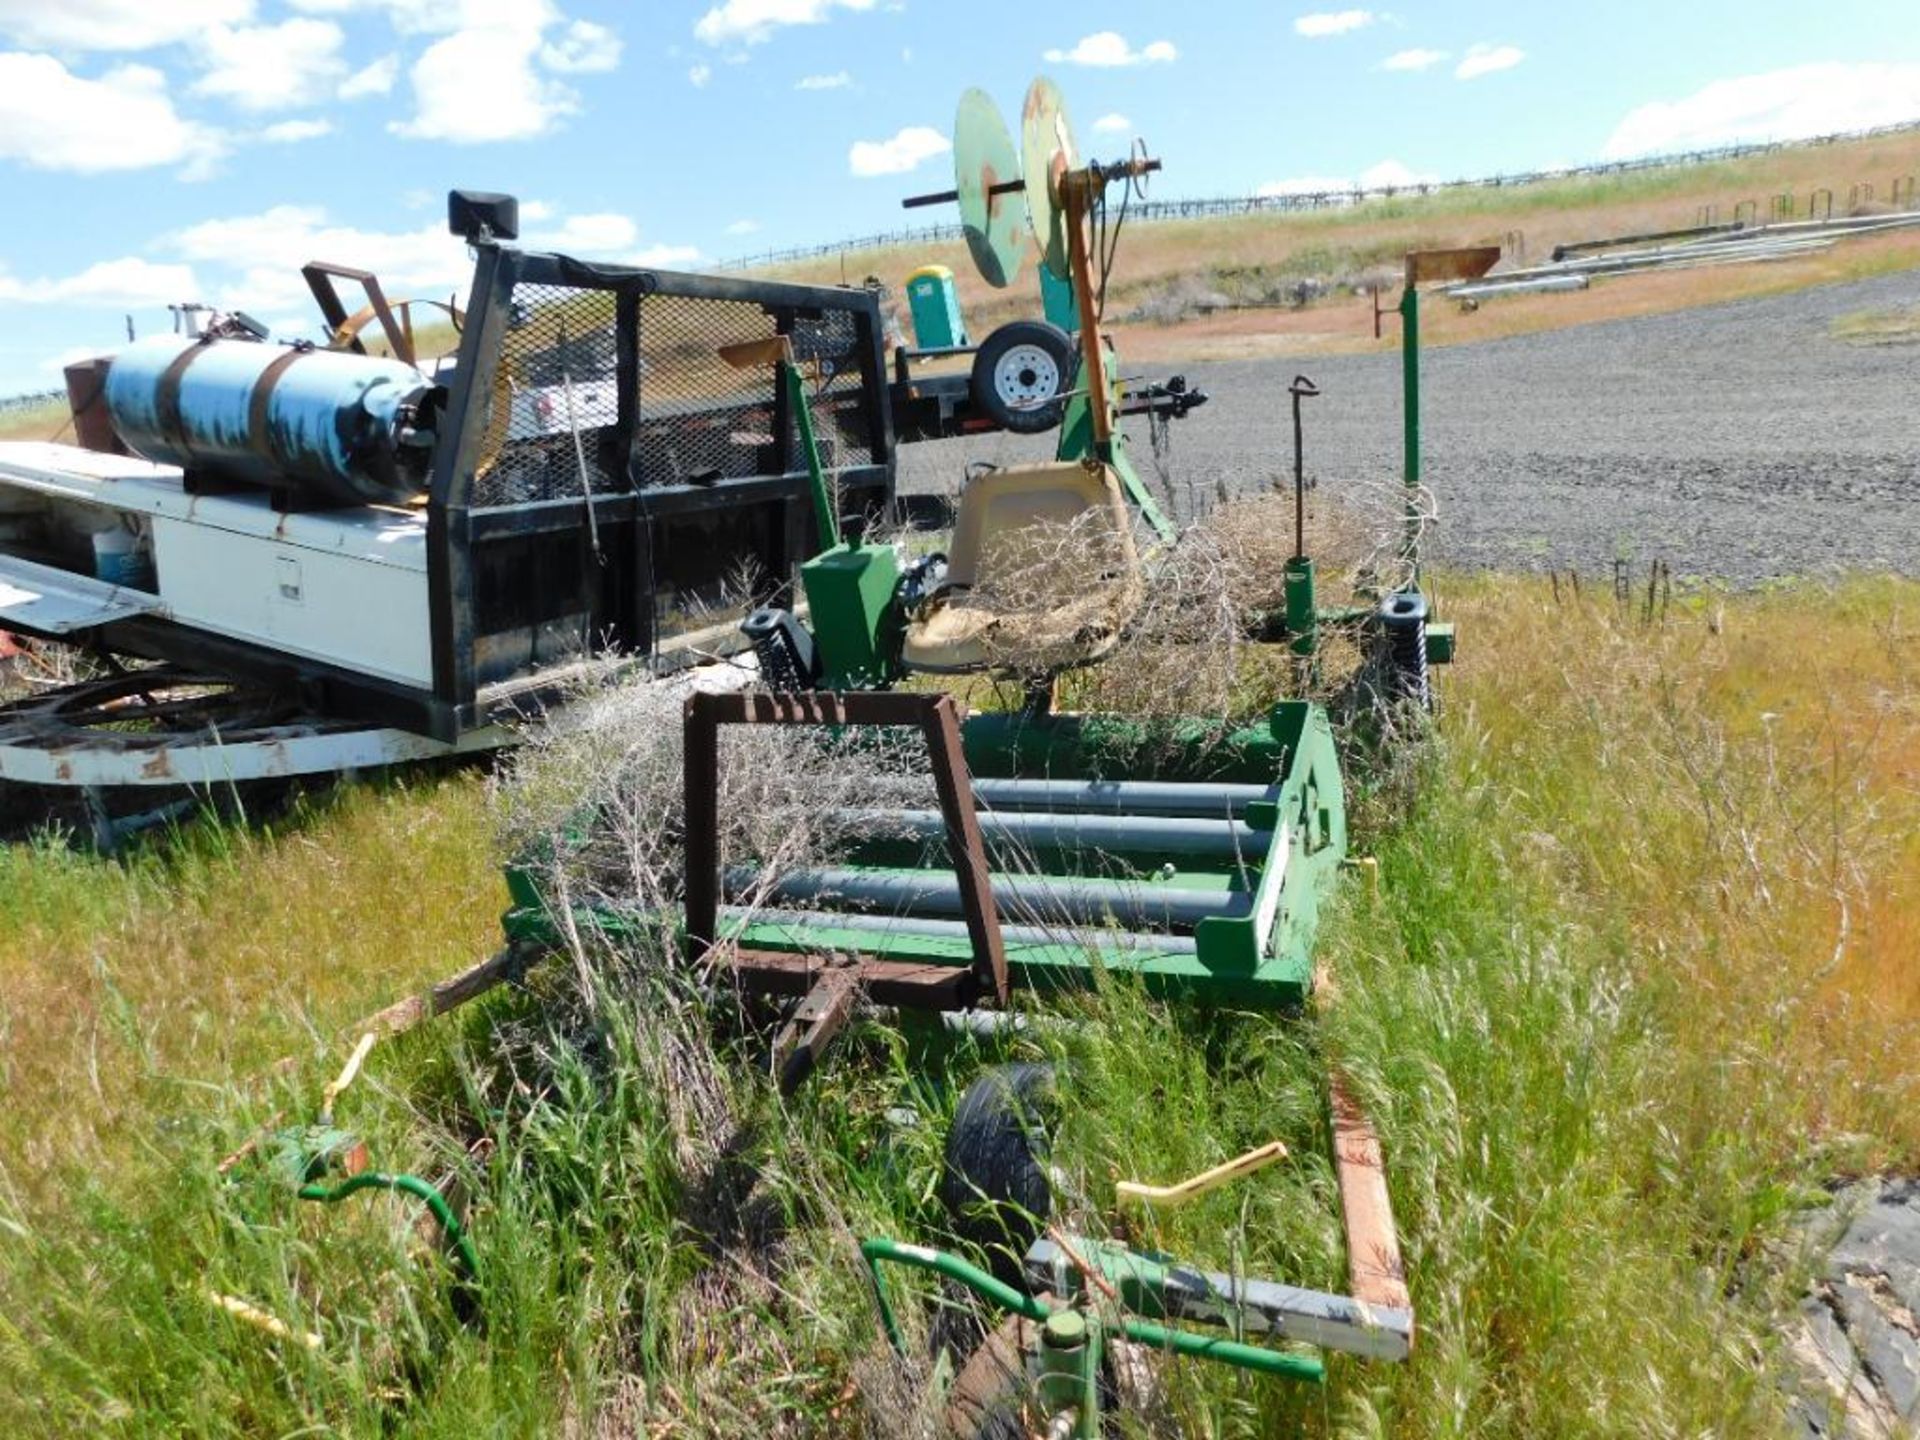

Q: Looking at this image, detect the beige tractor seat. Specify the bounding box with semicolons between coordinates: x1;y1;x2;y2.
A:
901;460;1144;674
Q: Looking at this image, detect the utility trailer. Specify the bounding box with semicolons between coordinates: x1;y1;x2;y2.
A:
0;192;897;799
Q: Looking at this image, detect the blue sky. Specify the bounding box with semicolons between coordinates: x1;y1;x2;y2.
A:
0;0;1916;392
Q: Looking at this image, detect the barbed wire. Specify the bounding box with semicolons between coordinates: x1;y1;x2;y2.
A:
713;117;1920;273
0;388;63;415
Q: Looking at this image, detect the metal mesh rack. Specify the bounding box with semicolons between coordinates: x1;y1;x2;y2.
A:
469;275;886;510
472;284;622;508
426;249;894;735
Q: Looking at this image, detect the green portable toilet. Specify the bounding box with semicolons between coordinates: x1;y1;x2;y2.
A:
905;264;969;349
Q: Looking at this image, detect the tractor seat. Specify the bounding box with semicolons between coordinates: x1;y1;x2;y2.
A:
901;460;1143;674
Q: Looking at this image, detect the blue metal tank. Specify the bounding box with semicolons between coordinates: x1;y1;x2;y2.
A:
105;336;440;506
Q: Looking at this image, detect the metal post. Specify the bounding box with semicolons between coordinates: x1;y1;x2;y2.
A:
1289;375;1318;558
783;362;839;549
1284;375;1319;659
1398;278;1421;577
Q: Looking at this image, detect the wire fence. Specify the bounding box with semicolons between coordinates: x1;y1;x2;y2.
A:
715;117;1920;272
0;388;62;416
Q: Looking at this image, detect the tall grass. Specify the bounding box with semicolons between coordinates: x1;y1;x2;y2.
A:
0;576;1914;1436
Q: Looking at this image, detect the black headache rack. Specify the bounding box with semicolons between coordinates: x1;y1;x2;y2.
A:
425;245;895;740
88;237;897;745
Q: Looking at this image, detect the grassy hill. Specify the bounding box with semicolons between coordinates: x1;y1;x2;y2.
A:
765;126;1920;363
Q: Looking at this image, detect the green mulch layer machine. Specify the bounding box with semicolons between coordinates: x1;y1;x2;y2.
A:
235;77;1489;1435
489;80;1475;1435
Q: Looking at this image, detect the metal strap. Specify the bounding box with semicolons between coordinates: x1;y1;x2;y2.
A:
154;340;214;460
246;348;309;467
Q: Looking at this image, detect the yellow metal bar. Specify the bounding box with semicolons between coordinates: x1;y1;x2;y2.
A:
319;1032;377;1126
1115;1140;1288;1210
206;1291;323;1351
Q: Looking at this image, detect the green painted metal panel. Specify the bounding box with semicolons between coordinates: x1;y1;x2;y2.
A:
1039;264;1078;333
800;539;903;688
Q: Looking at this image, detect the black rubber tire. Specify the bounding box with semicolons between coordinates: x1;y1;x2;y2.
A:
941;1063;1057;1284
969;321;1076;435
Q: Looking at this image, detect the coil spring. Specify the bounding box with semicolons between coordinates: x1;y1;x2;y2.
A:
741;608;815;692
1379;589;1430;709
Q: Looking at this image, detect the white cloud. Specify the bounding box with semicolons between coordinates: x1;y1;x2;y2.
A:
1256;157;1435;197
339;53;400;98
0;54;223;174
41;345;111;374
725;219;761;235
540;18;620;73
1603;62;1920;159
1294;10;1373;38
192;20;347;112
796;70;851;90
1358;158;1436;188
625;243;703;268
525;212;638;253
1381;47;1445;72
391;7;582;142
1042;32;1176;67
1092;112;1132;134
1455;43;1524;80
0;0;253;51
165;205;470;316
694;0;877;46
0;257;200;308
688;62;711;86
848;124;949;177
260;118;334;143
159;203;697;316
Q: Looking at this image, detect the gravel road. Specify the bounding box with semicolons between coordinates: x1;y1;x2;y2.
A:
900;271;1920;582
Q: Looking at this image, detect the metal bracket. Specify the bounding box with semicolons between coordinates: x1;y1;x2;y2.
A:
682;688;1010;1008
302;261;412;365
770;963;860;1094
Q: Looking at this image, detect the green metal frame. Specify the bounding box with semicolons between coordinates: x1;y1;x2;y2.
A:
500;698;1344;1009
1054;346;1177;545
861;1236;1323;1438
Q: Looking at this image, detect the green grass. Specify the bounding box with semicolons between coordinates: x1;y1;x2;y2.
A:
2;577;1916;1436
0;396;71;442
1831;303;1920;345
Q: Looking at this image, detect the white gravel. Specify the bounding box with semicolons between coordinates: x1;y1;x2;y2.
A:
900;270;1920;583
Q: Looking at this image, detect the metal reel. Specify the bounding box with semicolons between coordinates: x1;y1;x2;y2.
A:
330;297;464;365
954;88;1027;289
1022;77;1079;283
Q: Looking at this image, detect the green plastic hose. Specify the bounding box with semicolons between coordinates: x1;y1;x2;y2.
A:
299;1172;482;1287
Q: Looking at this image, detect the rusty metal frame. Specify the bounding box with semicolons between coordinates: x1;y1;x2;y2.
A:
682;688;1009;1009
302;261;413;366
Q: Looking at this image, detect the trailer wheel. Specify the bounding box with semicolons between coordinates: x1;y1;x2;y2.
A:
970;322;1075;434
942;1063;1057;1283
